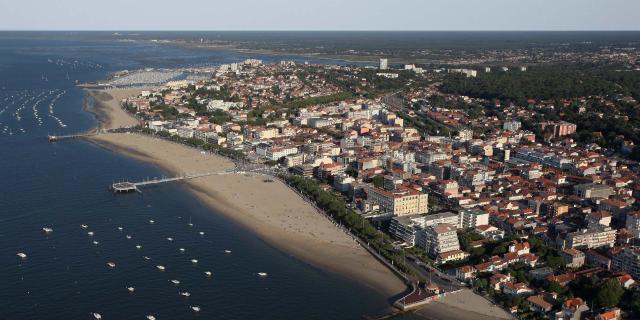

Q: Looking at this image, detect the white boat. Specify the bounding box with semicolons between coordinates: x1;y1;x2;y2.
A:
125;235;132;239
81;224;88;229
42;227;53;233
136;245;142;250
143;256;151;260
92;312;102;319
199;231;205;236
179;248;185;252
93;241;99;245
191;306;200;312
258;272;268;277
146;315;156;320
156;265;165;271
166;237;173;242
224;250;232;254
87;231;94;236
117;226;123;231
170;279;180;285
191;259;198;264
127;286;135;292
204;271;212;277
149;220;155;224
17;252;27;259
187;222;193;227
107;262;116;268
179;291;190;297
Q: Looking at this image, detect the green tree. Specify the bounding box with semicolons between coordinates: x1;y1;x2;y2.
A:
595;278;624;308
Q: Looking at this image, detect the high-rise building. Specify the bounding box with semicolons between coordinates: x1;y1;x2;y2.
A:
379;58;388;70
613;247;640;279
564;226;617;249
419;223;461;257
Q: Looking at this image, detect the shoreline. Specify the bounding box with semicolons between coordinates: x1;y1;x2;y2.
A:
83;87;512;319
89;133;408;298
85;87;408;299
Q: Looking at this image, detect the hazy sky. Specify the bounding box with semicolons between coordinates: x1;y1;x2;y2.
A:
1;0;638;31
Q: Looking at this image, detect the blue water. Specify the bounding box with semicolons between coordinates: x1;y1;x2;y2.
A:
0;37;389;319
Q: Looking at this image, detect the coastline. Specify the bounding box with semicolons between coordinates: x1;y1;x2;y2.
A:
85;87;408;298
83;87;513;319
83;87;143;130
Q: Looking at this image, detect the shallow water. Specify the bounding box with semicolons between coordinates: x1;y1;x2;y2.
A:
0;35;389;319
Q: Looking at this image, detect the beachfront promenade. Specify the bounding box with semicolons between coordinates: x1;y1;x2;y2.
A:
51;128;458;313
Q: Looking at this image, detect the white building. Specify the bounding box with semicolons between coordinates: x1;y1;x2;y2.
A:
419;223;461;257
255;143;298;161
379;58;388;70
389;212;459;245
459;209;489;229
503;120;522;132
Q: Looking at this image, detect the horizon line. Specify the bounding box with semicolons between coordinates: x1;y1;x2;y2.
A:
1;29;640;33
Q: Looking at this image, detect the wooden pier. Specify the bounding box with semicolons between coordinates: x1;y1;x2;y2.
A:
111;166;269;193
48;133;96;142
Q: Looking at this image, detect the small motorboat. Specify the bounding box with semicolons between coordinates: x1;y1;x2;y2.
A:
199;231;205;236
179;291;190;297
191;259;198;264
107;262;116;268
191;306;200;312
149;220;155;224
136;245;142;250
166;237;173;242
92;312;102;319
258;272;268;277
81;224;88;229
125;235;132;240
143;256;151;260
127;286;135;292
170;279;180;285
146;315;156;320
117;226;123;231
224;250;232;254
87;231;94;236
17;252;27;259
156;265;165;271
93;241;99;245
179;248;185;253
42;227;53;233
204;271;212;277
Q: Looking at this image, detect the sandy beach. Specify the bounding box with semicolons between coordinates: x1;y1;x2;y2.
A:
85;87;510;317
91;131;406;296
85;88;143;130
414;289;513;320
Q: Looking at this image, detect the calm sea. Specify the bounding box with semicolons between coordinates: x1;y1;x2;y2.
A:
0;36;390;319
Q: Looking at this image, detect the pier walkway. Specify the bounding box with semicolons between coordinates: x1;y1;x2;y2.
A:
112;164;271;193
48;132;97;142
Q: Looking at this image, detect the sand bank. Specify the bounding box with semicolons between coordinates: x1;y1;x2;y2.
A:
84;88;143;130
90;133;406;296
415;289;513;320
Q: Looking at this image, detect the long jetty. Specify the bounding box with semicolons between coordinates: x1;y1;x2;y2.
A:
48;132;97;142
111;166;268;193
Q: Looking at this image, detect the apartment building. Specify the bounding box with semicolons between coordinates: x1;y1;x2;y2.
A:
389;211;458;245
419;223;461;258
365;185;428;217
613;247;640;280
564;226;617;249
459;209;489;229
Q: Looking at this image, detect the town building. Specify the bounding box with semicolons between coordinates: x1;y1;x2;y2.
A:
365;185;428;217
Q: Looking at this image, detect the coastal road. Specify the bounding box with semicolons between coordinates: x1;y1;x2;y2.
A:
405;254;466;292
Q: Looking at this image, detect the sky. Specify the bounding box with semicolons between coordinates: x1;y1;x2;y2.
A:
0;0;639;31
